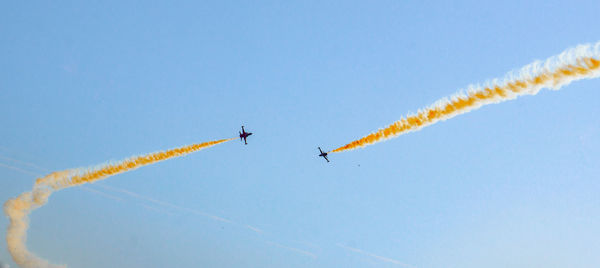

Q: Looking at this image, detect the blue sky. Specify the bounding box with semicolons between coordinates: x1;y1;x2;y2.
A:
2;1;600;267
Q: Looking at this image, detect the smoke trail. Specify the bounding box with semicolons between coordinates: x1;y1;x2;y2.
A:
331;42;600;153
4;138;233;268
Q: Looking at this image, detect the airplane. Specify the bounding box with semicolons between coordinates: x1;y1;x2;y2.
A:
318;147;329;162
239;126;253;145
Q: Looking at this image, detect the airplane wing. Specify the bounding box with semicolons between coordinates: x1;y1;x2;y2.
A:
243;136;248;144
324;155;329;162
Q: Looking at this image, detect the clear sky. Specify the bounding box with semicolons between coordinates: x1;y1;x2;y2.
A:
2;1;600;267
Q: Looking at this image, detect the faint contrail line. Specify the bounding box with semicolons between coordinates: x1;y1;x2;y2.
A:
99;183;271;240
79;186;124;202
3;138;233;268
245;225;263;234
95;184;233;223
331;41;600;153
0;163;41;177
337;243;413;267
0;155;47;173
138;204;176;216
267;241;317;259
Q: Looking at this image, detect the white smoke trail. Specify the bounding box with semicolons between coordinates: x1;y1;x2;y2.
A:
4;139;232;268
332;41;600;153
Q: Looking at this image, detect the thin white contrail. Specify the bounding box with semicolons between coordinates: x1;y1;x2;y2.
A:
245;225;263;234
0;155;47;172
0;163;40;177
337;243;413;267
95;184;233;223
138;204;176;216
98;185;266;234
267;241;317;259
79;186;124;202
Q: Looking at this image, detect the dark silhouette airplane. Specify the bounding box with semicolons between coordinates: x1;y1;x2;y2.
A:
318;147;329;162
239;126;253;145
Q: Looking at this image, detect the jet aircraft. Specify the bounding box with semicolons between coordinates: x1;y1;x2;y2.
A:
239;126;253;145
318;147;329;162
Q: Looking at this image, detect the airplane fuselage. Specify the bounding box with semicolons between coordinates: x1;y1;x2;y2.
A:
239;126;253;145
318;147;330;162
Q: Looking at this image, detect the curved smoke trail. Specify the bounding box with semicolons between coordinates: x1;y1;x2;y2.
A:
4;138;233;268
331;42;600;153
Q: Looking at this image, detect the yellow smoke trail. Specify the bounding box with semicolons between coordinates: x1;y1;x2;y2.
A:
331;42;600;153
4;138;233;268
